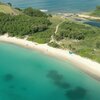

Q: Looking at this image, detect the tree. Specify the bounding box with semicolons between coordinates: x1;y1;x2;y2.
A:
96;6;100;10
96;41;100;49
23;7;47;17
7;2;12;6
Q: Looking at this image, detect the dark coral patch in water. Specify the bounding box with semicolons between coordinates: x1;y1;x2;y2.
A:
3;74;14;82
54;81;70;89
47;70;71;89
66;87;87;100
47;70;63;81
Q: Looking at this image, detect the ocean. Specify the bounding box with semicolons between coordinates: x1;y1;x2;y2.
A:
84;21;100;27
0;42;100;100
1;0;100;13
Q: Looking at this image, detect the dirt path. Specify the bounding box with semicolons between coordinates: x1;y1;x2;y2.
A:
54;21;64;34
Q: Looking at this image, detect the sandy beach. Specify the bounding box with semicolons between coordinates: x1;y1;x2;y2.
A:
78;14;100;20
0;34;100;80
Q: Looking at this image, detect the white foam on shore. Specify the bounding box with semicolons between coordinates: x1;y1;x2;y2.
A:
40;9;48;12
78;14;100;20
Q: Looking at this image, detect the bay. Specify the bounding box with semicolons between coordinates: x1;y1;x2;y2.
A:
0;42;100;100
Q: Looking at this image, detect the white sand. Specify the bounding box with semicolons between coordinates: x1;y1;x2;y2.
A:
0;34;100;80
78;14;100;20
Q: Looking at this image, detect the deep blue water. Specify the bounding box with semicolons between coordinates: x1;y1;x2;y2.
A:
1;0;100;13
84;21;100;27
0;42;100;100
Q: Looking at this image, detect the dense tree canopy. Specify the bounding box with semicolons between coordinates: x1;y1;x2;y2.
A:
23;7;48;17
54;20;100;62
0;3;100;62
7;2;12;6
55;21;100;40
91;6;100;17
0;12;51;37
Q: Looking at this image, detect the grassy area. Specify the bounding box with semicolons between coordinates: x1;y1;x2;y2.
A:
53;20;100;62
49;15;64;30
0;2;100;62
0;4;20;15
28;15;64;44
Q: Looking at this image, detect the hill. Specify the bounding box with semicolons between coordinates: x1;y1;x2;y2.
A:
91;6;100;17
0;6;51;42
0;3;20;15
49;20;100;62
0;2;99;62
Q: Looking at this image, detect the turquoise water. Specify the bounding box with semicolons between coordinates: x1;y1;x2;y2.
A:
0;42;100;100
1;0;100;13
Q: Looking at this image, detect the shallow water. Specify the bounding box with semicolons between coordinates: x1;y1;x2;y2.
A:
1;0;100;13
0;42;100;100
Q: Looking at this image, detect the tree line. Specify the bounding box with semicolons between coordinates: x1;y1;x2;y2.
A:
0;8;51;38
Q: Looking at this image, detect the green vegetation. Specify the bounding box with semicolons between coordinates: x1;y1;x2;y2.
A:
28;15;64;43
54;20;100;62
0;4;51;43
0;13;51;37
7;2;12;7
23;7;48;17
28;29;53;43
91;6;100;17
0;2;100;62
55;21;99;40
0;3;60;44
48;42;61;48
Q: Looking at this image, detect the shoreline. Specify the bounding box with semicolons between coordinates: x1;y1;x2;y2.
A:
55;12;100;20
77;14;100;20
0;34;100;80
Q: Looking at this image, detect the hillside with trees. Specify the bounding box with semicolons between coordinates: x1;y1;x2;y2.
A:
0;2;100;62
0;13;51;36
52;20;100;62
0;2;20;15
0;4;52;41
91;6;100;17
23;7;48;17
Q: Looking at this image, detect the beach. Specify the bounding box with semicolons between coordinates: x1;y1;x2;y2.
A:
0;34;100;80
78;14;100;20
